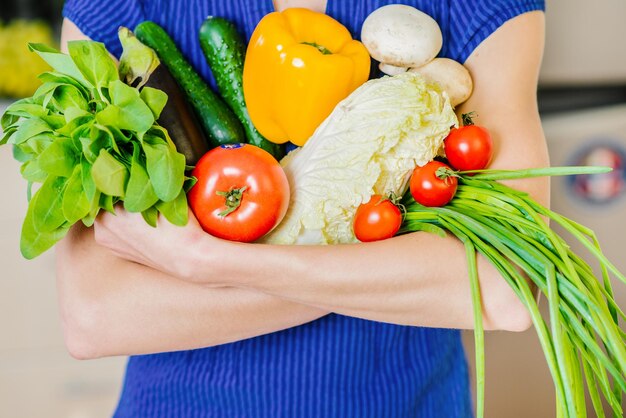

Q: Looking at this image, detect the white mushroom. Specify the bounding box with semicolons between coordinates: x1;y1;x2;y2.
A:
409;58;473;107
361;4;442;72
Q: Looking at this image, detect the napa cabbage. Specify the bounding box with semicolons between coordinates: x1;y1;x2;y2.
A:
263;72;457;245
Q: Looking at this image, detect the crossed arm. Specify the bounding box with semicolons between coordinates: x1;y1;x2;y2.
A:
57;11;548;360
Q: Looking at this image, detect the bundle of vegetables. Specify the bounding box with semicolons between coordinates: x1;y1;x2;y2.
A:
258;65;625;416
0;40;192;259
401;167;626;418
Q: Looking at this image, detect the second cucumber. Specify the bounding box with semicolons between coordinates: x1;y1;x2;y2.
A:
199;17;284;160
135;21;244;148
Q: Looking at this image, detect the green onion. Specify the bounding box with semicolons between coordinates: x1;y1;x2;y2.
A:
400;166;626;417
460;166;612;180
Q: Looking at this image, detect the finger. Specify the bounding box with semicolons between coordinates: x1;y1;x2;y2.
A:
94;207;119;229
93;221;113;247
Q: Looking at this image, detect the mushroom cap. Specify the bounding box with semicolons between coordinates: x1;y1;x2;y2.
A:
409;58;473;107
361;4;443;68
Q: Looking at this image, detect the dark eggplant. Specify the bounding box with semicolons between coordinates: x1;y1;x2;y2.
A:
144;64;209;166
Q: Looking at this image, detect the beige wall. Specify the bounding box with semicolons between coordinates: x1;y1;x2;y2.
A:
0;130;125;417
540;0;626;85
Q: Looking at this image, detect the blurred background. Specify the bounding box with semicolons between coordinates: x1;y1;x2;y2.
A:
1;0;625;416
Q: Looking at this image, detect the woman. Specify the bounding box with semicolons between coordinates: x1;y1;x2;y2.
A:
58;0;548;416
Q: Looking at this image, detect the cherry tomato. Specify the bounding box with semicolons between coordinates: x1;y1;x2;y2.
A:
353;195;402;242
188;144;290;242
444;113;493;171
409;161;458;207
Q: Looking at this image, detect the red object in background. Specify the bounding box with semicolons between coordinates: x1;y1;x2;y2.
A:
353;195;402;242
188;144;290;242
410;161;458;207
571;144;625;204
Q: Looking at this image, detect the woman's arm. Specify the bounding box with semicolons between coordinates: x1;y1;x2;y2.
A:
225;11;548;329
57;223;328;359
97;12;548;332
56;18;329;359
230;11;548;329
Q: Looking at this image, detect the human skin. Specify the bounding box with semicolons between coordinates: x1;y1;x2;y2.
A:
57;9;548;359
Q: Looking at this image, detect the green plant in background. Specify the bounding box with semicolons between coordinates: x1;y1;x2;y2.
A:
0;40;193;259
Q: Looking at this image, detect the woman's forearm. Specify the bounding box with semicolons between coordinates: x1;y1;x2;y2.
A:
186;12;549;333
195;230;531;332
56;224;328;359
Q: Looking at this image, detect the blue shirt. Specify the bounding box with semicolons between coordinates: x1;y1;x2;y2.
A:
62;1;545;417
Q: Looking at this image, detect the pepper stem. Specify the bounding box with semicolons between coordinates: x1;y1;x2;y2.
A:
216;186;248;217
301;41;332;55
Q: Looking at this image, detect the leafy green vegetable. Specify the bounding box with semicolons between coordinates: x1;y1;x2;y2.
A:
32;176;67;232
62;166;91;223
124;144;159;212
53;85;89;111
141;205;159;227
96;79;155;132
67;41;119;93
20;159;47;183
38;137;77;177
10;118;52;145
92;149;128;197
156;189;188;226
100;193;116;214
143;136;185;202
2;36;191;259
140;87;168;119
21;195;70;260
28;43;92;88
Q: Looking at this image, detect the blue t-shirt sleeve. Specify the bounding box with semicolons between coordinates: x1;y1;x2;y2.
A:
443;0;545;63
62;0;145;58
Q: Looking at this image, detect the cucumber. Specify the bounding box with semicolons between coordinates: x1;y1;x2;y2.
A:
198;17;284;160
135;21;244;148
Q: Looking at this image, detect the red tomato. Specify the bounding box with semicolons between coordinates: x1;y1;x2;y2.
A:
353;195;402;242
410;161;458;207
188;144;290;242
444;117;493;171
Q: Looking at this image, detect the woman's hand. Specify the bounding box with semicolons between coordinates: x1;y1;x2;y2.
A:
94;207;228;285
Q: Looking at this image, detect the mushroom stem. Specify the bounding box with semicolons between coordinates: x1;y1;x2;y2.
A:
379;63;409;76
409;58;473;107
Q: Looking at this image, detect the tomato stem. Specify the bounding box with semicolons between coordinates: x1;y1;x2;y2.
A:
386;191;407;217
216;186;248;217
435;166;460;184
461;112;477;126
386;191;402;206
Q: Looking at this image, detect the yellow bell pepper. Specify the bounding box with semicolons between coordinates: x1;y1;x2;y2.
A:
243;8;371;146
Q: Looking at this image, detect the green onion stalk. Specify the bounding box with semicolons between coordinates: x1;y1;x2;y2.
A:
399;166;625;418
